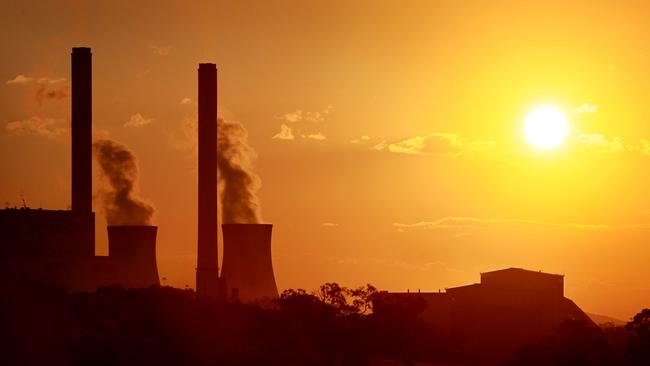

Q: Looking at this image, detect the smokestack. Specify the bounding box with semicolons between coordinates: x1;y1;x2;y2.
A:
196;63;219;297
108;226;160;288
71;47;92;213
221;224;278;302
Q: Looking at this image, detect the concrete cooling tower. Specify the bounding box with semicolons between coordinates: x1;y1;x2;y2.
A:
108;226;160;288
221;224;278;302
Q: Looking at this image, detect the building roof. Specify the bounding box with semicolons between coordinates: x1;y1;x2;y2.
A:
481;267;564;278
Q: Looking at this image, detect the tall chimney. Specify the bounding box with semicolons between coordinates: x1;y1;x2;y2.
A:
196;63;219;297
71;47;92;213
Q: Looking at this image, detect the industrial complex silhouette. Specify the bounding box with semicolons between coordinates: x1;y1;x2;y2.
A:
0;49;593;358
0;48;279;302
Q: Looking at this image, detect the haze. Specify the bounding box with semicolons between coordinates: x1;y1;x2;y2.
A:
1;0;650;320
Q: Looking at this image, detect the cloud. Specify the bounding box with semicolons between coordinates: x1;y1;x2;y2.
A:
35;84;68;105
278;106;333;124
303;132;326;140
393;216;650;232
351;135;371;144
6;75;69;105
630;138;650;156
577;133;624;153
6;75;34;84
5;116;67;139
180;97;196;105
272;124;294;140
373;140;388;151
383;133;495;157
574;103;599;114
124;113;154;127
6;75;65;85
37;77;66;84
576;132;650;156
149;44;172;56
273;106;332;142
322;222;339;227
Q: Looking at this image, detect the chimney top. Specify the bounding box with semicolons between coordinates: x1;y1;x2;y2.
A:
72;47;92;54
199;63;216;70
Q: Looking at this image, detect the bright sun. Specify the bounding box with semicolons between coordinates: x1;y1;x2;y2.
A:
524;106;569;149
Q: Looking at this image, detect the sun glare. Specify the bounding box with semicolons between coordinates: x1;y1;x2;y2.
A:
523;106;569;149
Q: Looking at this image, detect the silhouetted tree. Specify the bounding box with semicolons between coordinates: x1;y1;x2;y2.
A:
502;319;612;366
625;308;650;365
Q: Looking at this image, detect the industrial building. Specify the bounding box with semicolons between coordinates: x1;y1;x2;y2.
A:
194;63;279;302
0;48;159;291
374;267;595;360
1;48;280;302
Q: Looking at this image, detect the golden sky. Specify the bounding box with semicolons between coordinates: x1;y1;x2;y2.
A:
2;0;650;319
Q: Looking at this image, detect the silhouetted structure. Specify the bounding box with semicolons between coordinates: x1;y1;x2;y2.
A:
196;63;221;298
108;226;160;288
374;268;595;363
71;47;93;215
221;224;278;301
0;47;159;291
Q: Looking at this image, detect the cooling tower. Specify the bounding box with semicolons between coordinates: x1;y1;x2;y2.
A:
108;226;160;288
221;224;278;302
196;63;220;298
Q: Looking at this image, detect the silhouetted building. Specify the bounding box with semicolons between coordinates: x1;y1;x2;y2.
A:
0;47;159;291
196;63;221;298
374;267;594;363
221;224;278;302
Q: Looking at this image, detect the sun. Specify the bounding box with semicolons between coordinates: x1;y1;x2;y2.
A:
523;106;569;149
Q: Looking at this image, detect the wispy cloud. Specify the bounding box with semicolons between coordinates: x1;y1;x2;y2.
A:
124;113;154;127
6;74;34;84
577;133;624;153
273;106;332;142
5;116;67;139
272;124;295;140
149;44;172;56
574;103;598;114
393;216;650;232
351;135;370;144
277;106;333;124
575;133;650;156
376;133;496;157
373;140;388;151
322;222;339;227
6;75;66;85
180;97;196;105
6;75;69;105
303;132;326;140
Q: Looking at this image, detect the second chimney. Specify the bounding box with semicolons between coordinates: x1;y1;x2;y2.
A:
196;63;219;297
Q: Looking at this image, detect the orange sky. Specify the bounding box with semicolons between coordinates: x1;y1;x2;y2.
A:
2;0;650;320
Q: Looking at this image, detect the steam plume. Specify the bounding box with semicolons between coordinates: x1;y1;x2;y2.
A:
93;139;155;225
217;119;262;223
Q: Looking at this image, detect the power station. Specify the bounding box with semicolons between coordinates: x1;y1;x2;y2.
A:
0;48;279;302
194;63;279;301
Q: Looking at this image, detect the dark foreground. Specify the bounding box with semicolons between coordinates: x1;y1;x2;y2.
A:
1;280;648;366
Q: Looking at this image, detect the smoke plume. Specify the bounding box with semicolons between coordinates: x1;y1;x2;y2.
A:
93;139;155;226
217;119;262;223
